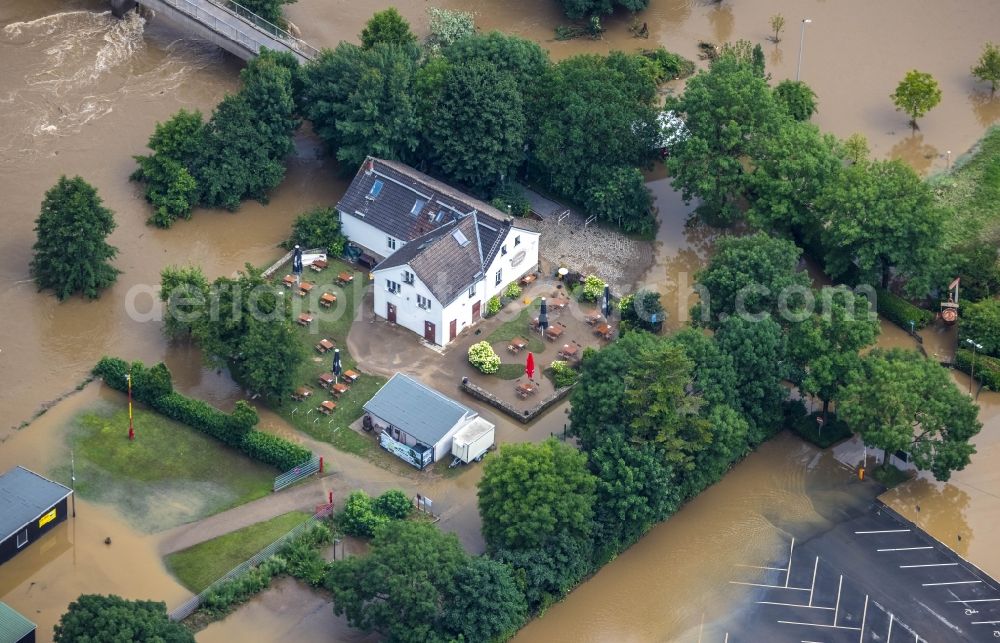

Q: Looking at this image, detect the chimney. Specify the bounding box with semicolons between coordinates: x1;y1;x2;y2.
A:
364;158;374;175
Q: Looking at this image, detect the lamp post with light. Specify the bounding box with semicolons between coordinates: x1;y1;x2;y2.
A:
796;19;812;81
965;338;983;395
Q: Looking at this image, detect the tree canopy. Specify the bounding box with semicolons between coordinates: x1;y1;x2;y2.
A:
286;206;347;256
478;439;596;552
53;594;193;643
839;349;982;481
558;0;650;20
440;557;527;642
31;175;120;300
960;298;1000;357
360;7;417;50
442;31;549;99
972;42;1000;95
131;109;203;227
773;79;818;121
159;265;209;339
238;0;295;27
890;69;942;130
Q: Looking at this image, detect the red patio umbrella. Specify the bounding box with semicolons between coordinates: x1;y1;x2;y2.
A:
525;352;535;380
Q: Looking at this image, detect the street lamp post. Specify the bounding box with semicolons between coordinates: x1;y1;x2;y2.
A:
966;338;983;395
796;19;813;82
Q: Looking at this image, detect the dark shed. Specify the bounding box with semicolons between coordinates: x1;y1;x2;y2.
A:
0;466;72;566
0;601;36;643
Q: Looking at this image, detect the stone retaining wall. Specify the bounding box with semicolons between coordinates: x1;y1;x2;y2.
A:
460;379;573;424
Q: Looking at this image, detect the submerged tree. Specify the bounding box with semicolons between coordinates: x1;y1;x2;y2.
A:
972;42;1000;95
890;69;942;131
31;176;120;300
360;7;417;50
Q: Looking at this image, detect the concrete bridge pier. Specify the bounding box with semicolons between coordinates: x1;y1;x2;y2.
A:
110;0;138;18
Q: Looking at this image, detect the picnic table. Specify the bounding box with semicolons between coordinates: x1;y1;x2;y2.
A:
558;343;580;359
282;274;295;288
310;259;328;272
549;294;570;309
595;322;612;339
544;324;565;341
318;372;335;388
297;313;314;326
515;381;537;399
343;369;360;383
292;386;311;401
332;382;350;396
520;273;537;286
507;336;528;353
319;400;336;414
337;271;354;286
319;292;336;308
584;311;603;325
315;338;334;353
298;282;314;296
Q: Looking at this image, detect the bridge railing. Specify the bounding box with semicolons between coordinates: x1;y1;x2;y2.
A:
157;0;318;61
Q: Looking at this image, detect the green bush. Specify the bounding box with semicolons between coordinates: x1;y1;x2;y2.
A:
468;341;501;375
550;361;579;388
284;206;347;257
955;349;1000;391
787;409;853;449
959;298;1000;357
199;555;287;616
373;489;413;519
580;275;606;302
874;288;934;330
504;283;522;299
486;295;502;317
240;431;311;471
280;522;334;587
339;491;388;538
490;183;532;217
640;47;695;82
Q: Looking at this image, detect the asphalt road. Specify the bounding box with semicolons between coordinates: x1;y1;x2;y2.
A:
725;502;1000;642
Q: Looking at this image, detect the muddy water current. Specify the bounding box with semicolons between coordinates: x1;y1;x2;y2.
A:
1;0;999;640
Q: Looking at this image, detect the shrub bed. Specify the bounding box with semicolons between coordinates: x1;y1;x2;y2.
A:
94;356;311;470
955;349;1000;391
874;288;934;330
468;341;501;374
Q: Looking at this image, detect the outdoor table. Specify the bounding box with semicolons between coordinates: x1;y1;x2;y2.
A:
315;338;334;353
550;295;570;309
297;313;314;326
585;311;603;325
318;372;335;388
520;273;537;286
298;282;314;296
558;343;579;359
310;259;328;272
530;318;540;331
292;386;311;401
343;369;360;383
320;292;336;307
282;275;295;288
516;382;536;398
595;322;612;339
509;336;528;352
319;400;336;414
337;271;354;285
332;382;350;396
545;325;564;340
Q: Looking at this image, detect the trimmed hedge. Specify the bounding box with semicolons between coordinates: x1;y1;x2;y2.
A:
955;349;1000;391
94;356;310;470
875;288;934;330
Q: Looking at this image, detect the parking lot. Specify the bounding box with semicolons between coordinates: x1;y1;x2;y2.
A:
723;502;1000;642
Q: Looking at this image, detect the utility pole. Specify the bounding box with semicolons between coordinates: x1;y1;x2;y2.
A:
127;370;134;441
966;338;983;395
70;449;77;518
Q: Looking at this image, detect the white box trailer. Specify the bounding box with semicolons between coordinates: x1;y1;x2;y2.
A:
450;417;495;464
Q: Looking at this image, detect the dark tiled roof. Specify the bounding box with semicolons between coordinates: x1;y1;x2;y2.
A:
0;466;72;539
336;157;511;242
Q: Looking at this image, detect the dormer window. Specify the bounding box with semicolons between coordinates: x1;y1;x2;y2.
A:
411;199;426;215
368;180;384;198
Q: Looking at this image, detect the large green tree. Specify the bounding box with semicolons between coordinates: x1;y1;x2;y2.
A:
238;0;295;27
196;51;299;209
159;265;209;339
286;206;346;256
360;7;417;50
427;60;525;190
890;69;942;131
440;557;527;642
972;42;1000;95
299;42;420;170
31;175;120;300
53;594;193;643
839;349;982;481
671;328;740;409
666;53;783;225
692;232;811;328
818;158;944;294
326;521;468;643
786;290;880;422
960;298;1000;357
131;109;204;227
558;0;649;20
477;439;596;552
237;315;305;401
773;79;818;121
442;32;549;99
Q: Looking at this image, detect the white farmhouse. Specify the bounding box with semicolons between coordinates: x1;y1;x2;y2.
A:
336;157;540;346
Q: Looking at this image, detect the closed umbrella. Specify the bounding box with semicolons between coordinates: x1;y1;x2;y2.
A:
601;285;612;318
332;348;342;384
538;297;549;332
525;352;535;380
292;244;303;276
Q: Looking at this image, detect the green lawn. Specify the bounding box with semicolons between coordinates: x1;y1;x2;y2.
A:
484;298;547;354
273;258;387;459
495;363;527;380
55;405;275;532
930;125;1000;249
165;511;311;592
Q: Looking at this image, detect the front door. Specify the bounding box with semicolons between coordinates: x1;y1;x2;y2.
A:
449;319;457;341
424;321;436;343
472;301;481;320
387;303;396;323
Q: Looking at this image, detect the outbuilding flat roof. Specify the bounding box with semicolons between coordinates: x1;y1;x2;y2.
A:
364;373;475;447
0;466;72;540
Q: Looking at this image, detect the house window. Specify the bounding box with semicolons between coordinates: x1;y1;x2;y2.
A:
16;528;28;549
501;244;508;256
417;295;432;310
468;284;476;298
386;279;401;295
495;269;502;286
387;236;396;250
515;235;521;246
368;179;384;198
402;270;414;285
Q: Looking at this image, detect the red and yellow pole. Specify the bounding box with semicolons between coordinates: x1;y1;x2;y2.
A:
127;370;135;441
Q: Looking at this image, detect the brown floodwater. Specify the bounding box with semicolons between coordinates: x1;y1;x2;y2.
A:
2;0;999;640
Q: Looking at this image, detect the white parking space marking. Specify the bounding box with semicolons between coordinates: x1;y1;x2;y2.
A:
809;556;819;606
922;580;982;587
777;620;860;631
899;563;958;568
971;620;1000;625
756;601;833;610
877;546;934;552
855;529;911;534
947;598;1000;603
730;581;809;591
858;594;869;643
786;538;796;588
734;564;785;571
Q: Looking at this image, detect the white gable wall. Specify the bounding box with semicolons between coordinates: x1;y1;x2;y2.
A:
483;227;540;301
339;211;403;259
373;266;446;345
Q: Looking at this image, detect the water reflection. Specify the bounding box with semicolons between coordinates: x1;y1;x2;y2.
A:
889;133;939;175
768;44;783;68
968;89;1000;128
883;477;973;556
706;3;734;44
